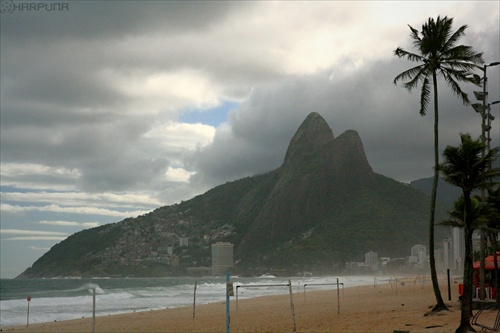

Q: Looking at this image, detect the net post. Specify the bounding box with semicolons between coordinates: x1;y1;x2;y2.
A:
288;279;296;331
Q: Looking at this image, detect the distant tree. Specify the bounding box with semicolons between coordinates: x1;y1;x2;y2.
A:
439;133;500;333
393;16;483;312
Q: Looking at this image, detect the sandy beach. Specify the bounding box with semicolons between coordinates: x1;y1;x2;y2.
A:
2;278;497;333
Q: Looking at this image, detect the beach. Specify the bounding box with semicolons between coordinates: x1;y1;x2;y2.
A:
4;278;496;333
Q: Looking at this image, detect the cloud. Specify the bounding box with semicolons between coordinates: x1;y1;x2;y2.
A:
191;54;499;185
28;246;51;251
0;203;149;218
0;229;68;236
164;167;195;183
0;0;498;278
142;122;215;154
2;1;498;196
4;237;67;241
38;221;100;228
0;163;81;191
0;229;68;242
0;230;69;241
1;2;245;42
1;163;80;178
1;190;160;208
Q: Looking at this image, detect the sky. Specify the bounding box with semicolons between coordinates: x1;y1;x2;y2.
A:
1;1;499;279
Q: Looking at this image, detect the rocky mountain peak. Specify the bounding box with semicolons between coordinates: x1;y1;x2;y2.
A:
283;112;334;165
238;113;376;253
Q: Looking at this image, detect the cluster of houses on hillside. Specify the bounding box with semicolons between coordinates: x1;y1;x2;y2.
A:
106;224;472;276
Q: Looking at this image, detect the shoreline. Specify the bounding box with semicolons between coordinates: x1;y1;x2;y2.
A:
2;279;481;333
0;275;404;327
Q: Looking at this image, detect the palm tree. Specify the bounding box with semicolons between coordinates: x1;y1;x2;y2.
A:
439;133;500;332
393;16;483;312
484;186;500;301
440;195;487;230
485;186;500;231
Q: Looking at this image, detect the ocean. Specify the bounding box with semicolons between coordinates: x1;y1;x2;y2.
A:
0;275;379;327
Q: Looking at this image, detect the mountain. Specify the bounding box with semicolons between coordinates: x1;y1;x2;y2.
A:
18;112;447;278
410;177;464;209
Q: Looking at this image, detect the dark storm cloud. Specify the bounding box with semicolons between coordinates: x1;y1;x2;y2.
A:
192;52;500;186
1;0;499;279
0;1;245;41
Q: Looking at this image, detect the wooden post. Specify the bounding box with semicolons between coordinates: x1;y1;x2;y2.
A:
26;296;31;326
336;278;340;314
447;269;451;301
192;281;197;318
92;288;96;333
226;271;230;333
236;286;239;312
288;279;296;332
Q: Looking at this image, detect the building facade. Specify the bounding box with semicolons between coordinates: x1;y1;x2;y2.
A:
453;227;464;272
410;244;427;264
365;251;378;271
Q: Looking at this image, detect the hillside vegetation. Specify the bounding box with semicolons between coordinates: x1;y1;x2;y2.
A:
18;113;447;278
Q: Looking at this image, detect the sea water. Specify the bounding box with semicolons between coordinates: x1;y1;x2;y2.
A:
0;275;378;327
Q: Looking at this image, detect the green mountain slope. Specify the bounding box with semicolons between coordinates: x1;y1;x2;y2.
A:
18;113;447;278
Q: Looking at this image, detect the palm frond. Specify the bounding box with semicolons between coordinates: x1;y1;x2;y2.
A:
393;64;426;85
441;63;483;83
440;219;463;227
419;76;431;116
440;66;481;91
474;146;500;188
441;23;467;52
442;71;470;105
408;24;422;50
394;47;425;63
443;45;484;64
421;16;453;56
451;61;485;73
486;186;500;228
393;15;483;122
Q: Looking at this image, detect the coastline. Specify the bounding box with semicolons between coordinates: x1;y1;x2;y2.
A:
2;278;478;333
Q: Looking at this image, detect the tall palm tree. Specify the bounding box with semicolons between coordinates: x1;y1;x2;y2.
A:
393;16;483;312
439;133;500;333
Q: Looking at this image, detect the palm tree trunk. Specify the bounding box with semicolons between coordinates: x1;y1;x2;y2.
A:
456;192;475;333
429;71;447;311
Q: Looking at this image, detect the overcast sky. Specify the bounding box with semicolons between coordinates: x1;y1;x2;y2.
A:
1;1;499;278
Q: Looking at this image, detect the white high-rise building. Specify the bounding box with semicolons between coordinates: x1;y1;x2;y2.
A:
411;244;427;264
443;238;452;270
211;242;233;276
365;251;378;270
453;227;464;272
